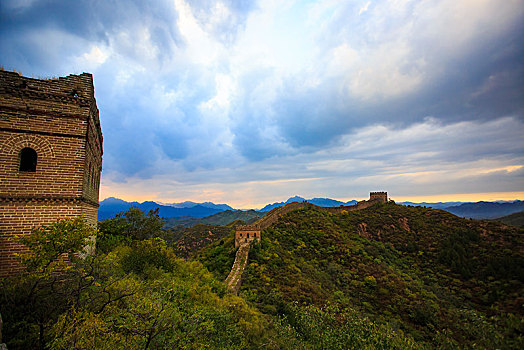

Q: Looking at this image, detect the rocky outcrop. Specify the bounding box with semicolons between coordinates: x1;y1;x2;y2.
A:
398;217;411;232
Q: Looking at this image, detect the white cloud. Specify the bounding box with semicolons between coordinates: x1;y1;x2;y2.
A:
328;44;359;75
346;42;425;100
359;1;371;15
74;45;110;71
200;73;235;111
174;0;223;66
413;0;524;55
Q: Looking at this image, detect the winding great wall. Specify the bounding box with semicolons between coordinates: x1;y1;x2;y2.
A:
225;192;388;292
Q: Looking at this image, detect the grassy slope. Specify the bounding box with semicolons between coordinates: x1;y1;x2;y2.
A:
200;202;524;347
493;211;524;227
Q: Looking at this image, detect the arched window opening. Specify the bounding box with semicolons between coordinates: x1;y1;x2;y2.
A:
19;147;37;172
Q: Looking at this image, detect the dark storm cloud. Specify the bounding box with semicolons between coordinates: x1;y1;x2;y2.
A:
0;0;230;178
0;0;181;70
94;66;214;178
0;0;180;43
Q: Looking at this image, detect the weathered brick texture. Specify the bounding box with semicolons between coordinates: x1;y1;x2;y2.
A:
0;70;102;276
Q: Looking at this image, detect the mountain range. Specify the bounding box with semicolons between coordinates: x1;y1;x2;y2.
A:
158;200;233;211
99;196;524;222
98;197;224;220
259;195;358;211
443;200;524;219
164;209;263;228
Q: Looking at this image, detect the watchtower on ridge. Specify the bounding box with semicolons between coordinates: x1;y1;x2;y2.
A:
369;191;388;203
0;70;103;276
234;226;261;248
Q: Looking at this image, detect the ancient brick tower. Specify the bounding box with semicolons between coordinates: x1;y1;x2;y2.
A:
0;70;103;276
369;191;388;203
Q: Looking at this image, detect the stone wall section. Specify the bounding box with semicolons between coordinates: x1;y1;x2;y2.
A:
227;192;388;291
234;193;388;247
369;191;388;203
0;70;102;276
82;109;102;204
225;243;250;294
0;199;95;276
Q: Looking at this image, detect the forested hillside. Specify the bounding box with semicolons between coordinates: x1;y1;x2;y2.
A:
200;202;524;348
164;209;263;229
494;211;524;227
0;208;418;349
2;203;522;349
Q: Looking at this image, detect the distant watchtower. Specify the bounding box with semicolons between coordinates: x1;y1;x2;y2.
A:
369;191;388;203
0;70;103;276
234;226;261;248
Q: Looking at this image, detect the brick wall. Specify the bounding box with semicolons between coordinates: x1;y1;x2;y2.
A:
0;199;97;276
0;70;102;276
0;131;86;197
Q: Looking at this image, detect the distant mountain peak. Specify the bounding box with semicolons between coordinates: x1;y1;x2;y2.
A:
101;197;127;203
286;195;306;203
160;200;233;211
259;196;357;212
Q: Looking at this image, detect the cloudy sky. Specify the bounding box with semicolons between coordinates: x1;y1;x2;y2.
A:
2;0;523;208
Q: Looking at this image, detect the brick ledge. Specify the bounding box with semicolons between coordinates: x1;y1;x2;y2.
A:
0;196;99;207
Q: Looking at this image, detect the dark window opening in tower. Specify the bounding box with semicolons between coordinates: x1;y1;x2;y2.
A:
19;147;37;172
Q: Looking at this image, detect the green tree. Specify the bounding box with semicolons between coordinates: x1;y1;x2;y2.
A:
1;217;96;349
18;216;95;274
97;207;165;252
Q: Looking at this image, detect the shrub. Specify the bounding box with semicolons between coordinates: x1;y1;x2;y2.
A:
120;238;176;276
